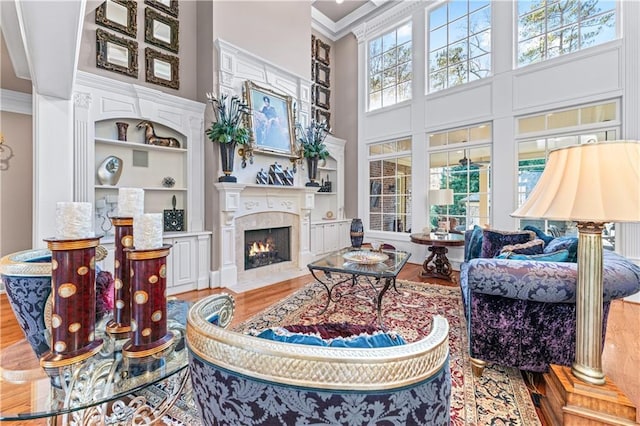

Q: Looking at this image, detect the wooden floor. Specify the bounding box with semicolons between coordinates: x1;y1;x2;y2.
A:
1;263;638;424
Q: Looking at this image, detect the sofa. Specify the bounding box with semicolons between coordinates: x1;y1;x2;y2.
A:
459;227;640;376
186;294;452;425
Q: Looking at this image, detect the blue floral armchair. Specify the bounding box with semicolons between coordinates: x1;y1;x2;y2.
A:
186;294;452;425
460;229;640;376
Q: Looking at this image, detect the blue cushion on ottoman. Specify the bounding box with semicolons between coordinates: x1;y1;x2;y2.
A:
252;327;406;348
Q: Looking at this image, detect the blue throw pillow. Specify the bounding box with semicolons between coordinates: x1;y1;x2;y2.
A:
497;249;570;262
544;237;579;262
523;225;555;246
252;327;406;348
465;225;484;262
480;229;535;258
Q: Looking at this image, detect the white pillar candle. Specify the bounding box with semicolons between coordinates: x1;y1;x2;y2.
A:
117;188;145;217
133;213;163;250
55;202;94;239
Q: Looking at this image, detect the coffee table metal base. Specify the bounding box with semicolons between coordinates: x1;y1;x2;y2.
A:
309;270;397;327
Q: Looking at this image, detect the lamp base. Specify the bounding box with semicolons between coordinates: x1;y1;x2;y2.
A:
540;364;636;425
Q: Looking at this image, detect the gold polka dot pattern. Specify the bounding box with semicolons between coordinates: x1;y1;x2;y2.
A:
134;291;148;304
159;264;166;278
54;341;66;352
58;283;77;298
151;310;162;322
148;275;158;284
51;315;62;328
77;266;89;275
68;322;81;333
52;259;58;270
141;328;152;337
122;235;133;247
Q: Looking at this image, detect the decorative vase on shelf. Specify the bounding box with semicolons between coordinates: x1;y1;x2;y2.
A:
350;218;364;248
97;155;123;186
219;142;237;183
306;156;320;187
116;122;129;141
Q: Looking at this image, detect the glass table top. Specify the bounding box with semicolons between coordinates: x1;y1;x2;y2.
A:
0;300;190;421
308;247;411;277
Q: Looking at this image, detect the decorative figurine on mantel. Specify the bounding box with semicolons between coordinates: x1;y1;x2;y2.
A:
136;120;181;148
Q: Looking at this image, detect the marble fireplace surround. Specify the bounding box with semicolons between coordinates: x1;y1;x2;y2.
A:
213;183;317;293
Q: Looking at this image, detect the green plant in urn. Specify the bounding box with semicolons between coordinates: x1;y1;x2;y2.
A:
206;93;251;182
295;119;330;187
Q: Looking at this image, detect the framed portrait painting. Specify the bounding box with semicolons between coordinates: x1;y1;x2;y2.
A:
244;81;296;156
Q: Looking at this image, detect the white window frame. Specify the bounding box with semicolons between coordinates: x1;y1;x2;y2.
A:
515;0;619;68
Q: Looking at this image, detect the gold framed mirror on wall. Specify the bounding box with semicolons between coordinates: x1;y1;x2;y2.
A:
144;0;179;18
144;8;179;53
96;28;138;78
95;0;137;38
145;48;179;89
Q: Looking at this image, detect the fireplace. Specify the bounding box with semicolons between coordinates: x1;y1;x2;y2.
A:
244;227;291;270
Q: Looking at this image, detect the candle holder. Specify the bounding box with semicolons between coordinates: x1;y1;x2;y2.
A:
40;236;104;369
122;244;174;358
105;217;134;338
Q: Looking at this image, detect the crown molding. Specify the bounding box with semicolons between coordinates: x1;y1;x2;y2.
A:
0;89;32;115
352;0;432;42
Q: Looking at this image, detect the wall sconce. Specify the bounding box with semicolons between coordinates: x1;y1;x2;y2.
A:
0;133;14;171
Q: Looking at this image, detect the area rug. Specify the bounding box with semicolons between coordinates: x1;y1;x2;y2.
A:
233;280;541;426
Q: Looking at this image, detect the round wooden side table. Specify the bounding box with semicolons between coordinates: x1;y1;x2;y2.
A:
410;232;465;281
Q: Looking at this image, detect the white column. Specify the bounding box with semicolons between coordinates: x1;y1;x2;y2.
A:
298;189;316;267
213;183;245;288
33;93;74;247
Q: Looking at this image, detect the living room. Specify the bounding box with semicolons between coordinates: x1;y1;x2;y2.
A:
1;0;639;424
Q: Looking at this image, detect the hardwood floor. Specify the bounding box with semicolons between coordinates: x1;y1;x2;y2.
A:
1;264;638;424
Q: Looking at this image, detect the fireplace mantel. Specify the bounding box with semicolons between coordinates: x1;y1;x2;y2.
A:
212;183;317;292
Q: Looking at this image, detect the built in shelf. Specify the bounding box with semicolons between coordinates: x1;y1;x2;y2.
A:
95;138;187;153
95;185;187;191
315;191;337;195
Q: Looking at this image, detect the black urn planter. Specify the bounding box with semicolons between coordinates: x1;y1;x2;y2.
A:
219;142;237;183
306;156;320;187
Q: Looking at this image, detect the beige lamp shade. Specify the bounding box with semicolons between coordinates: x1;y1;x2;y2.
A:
429;189;454;206
511;141;640;223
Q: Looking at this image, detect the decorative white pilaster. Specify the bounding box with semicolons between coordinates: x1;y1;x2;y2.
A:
214;182;244;289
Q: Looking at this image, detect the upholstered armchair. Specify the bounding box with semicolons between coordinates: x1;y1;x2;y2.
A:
460;229;640;376
186;294;452;425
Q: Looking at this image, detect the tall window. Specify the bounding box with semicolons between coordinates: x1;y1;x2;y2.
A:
517;0;617;67
428;1;491;93
368;138;412;232
368;22;412;111
428;124;492;230
516;100;619;246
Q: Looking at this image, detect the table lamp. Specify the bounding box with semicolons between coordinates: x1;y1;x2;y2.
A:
512;141;640;421
429;189;454;234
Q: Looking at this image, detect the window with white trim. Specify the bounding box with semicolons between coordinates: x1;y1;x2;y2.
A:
428;123;492;231
517;0;618;67
368;22;412;111
516;100;620;247
428;1;492;93
368;138;412;233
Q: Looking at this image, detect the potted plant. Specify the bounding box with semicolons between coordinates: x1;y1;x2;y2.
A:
206;92;251;182
295;120;330;187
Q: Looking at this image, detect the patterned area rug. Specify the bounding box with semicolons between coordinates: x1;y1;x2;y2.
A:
233;280;541;426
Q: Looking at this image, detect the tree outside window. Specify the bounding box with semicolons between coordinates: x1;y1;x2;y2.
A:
517;0;617;67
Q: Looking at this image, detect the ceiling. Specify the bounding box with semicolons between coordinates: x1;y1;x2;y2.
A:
311;0;392;40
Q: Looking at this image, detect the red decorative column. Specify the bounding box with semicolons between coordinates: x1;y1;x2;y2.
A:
40;237;104;369
122;244;174;358
105;217;134;337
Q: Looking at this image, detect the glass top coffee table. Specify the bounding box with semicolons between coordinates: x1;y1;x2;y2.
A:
307;247;411;326
0;300;190;425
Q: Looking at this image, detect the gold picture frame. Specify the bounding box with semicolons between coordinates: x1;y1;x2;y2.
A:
144;0;179;17
95;0;137;38
314;62;330;88
316;109;331;127
145;48;179;90
144;7;179;53
96;28;138;78
315;38;330;65
244;81;296;157
314;85;330;110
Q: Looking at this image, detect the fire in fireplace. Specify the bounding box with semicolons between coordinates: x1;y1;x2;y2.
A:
244;226;291;270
